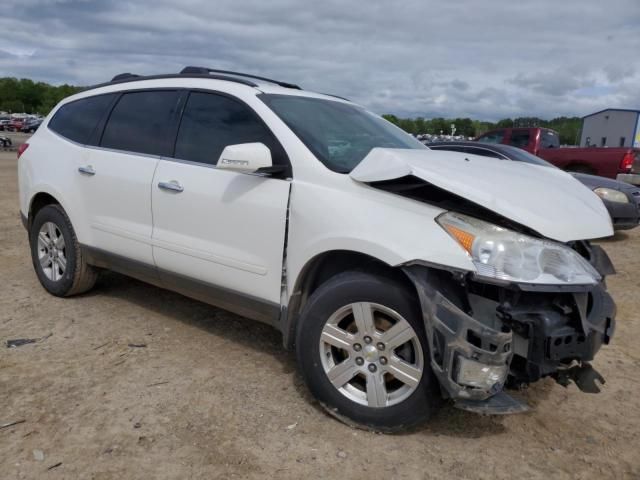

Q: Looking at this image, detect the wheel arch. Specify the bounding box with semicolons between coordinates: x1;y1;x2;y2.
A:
27;191;63;230
281;249;417;350
564;162;595;174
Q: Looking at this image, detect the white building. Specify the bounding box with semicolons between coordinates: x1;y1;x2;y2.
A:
580;108;640;148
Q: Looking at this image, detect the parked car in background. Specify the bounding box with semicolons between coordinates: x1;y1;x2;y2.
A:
0;119;11;131
475;127;640;185
21;119;42;133
427;142;640;231
18;67;617;431
7;118;26;132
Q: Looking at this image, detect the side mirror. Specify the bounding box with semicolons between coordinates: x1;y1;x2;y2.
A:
217;142;272;173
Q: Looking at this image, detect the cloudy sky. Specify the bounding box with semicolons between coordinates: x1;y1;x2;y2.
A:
1;0;638;120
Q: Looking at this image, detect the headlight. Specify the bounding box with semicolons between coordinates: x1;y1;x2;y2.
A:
593;187;629;204
437;212;601;285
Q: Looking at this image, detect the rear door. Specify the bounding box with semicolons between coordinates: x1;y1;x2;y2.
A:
151;91;291;319
79;90;182;265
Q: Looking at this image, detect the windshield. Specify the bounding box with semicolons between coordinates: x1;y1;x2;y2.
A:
260;94;426;172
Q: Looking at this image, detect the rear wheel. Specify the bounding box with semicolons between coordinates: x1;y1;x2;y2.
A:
296;271;441;432
29;204;97;296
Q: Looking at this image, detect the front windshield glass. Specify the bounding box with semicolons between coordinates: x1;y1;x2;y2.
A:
260;94;426;173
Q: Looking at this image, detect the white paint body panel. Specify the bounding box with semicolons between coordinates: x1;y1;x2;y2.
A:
17;76;614;315
350;148;613;242
80;148;157;264
151;160;290;303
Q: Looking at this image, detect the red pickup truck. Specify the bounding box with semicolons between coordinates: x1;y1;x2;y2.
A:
475;127;640;184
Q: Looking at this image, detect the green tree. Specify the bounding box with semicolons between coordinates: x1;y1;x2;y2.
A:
0;77;82;115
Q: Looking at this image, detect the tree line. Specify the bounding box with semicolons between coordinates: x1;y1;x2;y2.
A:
0;76;582;145
382;114;582;145
0;77;82;115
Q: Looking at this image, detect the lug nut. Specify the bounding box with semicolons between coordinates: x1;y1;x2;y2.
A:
368;364;377;373
376;342;385;351
355;357;364;366
363;336;372;344
380;357;388;365
353;343;362;352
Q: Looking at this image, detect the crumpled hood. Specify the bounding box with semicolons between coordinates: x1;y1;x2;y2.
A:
350;148;613;242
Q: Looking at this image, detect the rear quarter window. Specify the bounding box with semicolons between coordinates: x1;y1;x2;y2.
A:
48;94;116;145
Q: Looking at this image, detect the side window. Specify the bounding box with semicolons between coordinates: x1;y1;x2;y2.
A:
174;92;286;166
477;131;505;144
48;94;116;145
509;130;530;148
539;129;560;149
101;91;179;156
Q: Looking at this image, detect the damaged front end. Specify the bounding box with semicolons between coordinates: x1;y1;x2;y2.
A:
403;241;616;414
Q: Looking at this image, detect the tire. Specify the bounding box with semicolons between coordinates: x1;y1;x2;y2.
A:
29;204;97;297
296;271;441;432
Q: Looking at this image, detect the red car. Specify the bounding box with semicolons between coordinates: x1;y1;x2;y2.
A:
476;127;640;184
6;118;26;132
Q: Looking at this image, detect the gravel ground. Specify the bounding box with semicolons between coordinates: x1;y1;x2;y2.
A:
1;148;639;479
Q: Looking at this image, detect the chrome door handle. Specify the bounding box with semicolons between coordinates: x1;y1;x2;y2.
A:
78;165;95;176
158;180;184;193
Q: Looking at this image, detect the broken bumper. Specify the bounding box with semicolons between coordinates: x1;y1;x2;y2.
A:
403;249;616;413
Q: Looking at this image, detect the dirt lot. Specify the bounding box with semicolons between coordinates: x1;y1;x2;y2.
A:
1;146;639;479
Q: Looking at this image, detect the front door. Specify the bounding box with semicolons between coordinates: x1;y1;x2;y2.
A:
151;91;291;321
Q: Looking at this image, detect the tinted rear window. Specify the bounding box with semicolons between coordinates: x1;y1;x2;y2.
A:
539;129;560;148
101;91;180;156
48;94;115;144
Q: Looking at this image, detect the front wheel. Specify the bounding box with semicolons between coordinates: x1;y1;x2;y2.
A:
296;271;441;432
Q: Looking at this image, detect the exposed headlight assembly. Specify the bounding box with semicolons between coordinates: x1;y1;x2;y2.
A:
437;212;601;285
593;187;629;204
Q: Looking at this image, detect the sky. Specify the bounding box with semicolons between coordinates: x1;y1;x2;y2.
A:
0;0;638;120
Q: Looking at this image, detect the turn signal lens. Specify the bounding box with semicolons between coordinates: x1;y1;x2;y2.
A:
443;224;475;253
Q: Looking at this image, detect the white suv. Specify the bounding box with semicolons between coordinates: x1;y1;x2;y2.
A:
18;67;617;431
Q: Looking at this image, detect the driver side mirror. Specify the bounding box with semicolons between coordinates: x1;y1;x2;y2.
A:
217;142;272;173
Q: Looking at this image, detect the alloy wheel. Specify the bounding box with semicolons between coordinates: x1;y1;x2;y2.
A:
319;302;424;408
37;221;67;281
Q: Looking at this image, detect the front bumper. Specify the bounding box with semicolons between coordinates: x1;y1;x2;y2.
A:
603;198;640;230
403;244;616;411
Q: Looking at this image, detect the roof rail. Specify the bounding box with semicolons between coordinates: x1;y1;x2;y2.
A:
180;66;301;90
111;73;141;82
86;72;259;92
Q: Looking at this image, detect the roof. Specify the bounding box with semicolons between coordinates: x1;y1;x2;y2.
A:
79;65;350;104
582;108;640;119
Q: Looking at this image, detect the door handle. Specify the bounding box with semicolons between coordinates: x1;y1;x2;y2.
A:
78;165;96;176
158;180;184;193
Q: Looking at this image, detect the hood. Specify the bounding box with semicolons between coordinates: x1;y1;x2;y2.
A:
350;148;613;242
